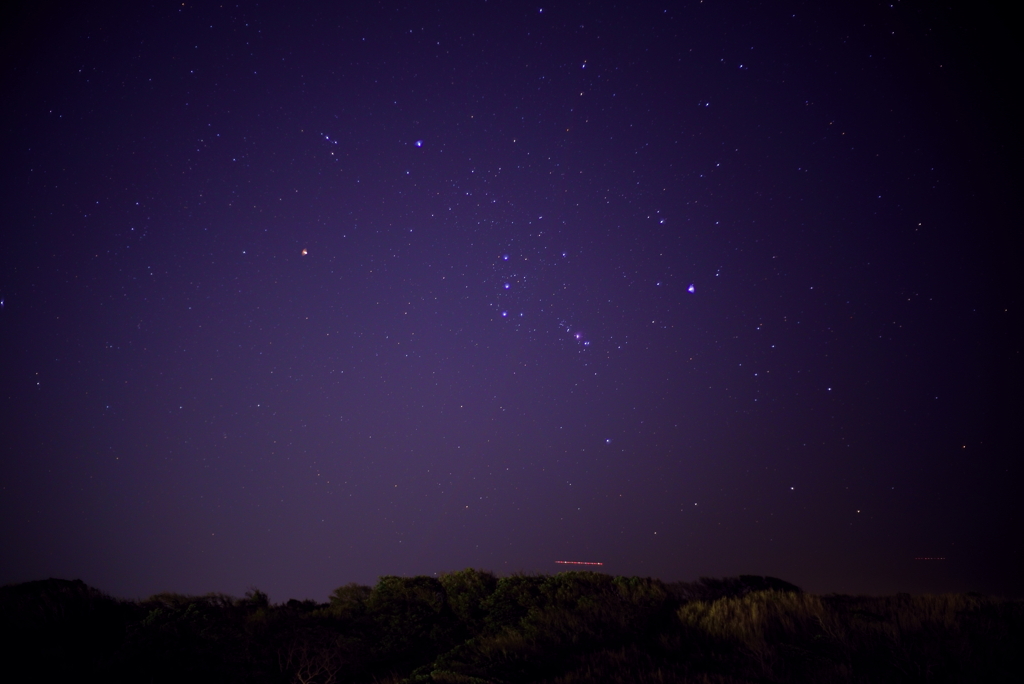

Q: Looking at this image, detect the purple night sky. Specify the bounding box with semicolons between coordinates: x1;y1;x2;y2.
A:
1;0;1019;601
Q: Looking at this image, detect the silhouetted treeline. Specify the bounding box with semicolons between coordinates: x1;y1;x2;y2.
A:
1;572;1021;683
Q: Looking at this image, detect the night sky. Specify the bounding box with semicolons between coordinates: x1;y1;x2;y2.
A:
1;0;1019;601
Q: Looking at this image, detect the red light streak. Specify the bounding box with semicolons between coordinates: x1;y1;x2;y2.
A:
555;560;603;566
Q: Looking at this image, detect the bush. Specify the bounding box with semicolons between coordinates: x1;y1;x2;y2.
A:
440;569;498;633
3;573;1021;683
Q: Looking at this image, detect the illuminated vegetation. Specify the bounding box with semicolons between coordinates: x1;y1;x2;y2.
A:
1;573;1020;682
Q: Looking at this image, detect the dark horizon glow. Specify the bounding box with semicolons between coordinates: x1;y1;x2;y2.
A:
0;0;1019;602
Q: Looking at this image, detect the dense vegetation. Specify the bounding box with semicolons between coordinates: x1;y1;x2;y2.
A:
1;571;1020;683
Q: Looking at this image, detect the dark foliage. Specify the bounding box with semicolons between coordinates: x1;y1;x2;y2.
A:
665;575;803;603
0;578;135;680
2;572;1021;683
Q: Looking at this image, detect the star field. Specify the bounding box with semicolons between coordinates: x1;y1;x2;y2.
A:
0;0;1019;601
